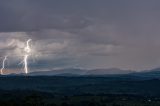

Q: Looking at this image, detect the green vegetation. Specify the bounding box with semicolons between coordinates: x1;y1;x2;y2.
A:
0;91;160;106
0;76;159;106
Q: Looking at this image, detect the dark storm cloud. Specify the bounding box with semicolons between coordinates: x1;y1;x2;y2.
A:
0;0;92;32
1;0;160;33
0;0;160;71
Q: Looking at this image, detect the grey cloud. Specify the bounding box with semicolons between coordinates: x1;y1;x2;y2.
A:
1;0;160;71
0;0;92;32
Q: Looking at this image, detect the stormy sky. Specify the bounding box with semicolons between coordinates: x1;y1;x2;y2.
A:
0;0;160;73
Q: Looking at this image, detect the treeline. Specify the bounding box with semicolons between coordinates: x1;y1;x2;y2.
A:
0;91;159;106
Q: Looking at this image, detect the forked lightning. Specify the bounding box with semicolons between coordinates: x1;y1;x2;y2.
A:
0;56;7;75
23;39;32;74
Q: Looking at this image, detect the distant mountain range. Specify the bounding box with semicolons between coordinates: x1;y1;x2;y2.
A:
130;68;160;78
26;68;133;76
6;67;160;78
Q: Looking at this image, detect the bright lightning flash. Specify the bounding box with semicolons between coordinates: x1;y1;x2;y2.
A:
1;56;7;75
24;39;32;74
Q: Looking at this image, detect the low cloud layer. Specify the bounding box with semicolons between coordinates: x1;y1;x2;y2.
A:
0;0;160;73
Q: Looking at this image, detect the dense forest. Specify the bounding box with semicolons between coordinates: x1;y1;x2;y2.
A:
0;91;159;106
0;76;160;106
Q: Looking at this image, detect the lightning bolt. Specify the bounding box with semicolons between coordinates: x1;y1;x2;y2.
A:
23;39;32;74
24;55;28;74
1;56;7;75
